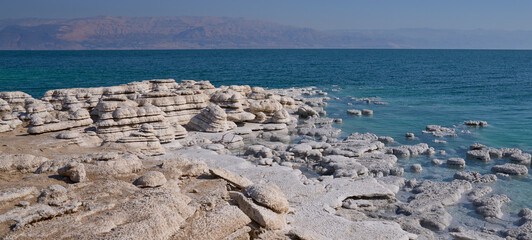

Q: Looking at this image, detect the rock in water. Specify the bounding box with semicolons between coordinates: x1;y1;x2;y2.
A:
491;163;528;176
447;158;466;168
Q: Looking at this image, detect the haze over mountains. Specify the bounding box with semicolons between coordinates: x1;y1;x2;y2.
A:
1;16;532;50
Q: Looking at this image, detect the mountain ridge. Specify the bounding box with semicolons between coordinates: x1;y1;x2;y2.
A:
1;16;532;50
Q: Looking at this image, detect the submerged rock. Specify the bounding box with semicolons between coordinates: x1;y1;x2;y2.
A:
491;163;528;176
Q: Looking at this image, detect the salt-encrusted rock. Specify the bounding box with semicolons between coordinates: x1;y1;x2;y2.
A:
58;162;87;183
347;109;362;116
470;143;487;150
249;99;283;118
229;191;286;230
423;125;457;137
56;131;81;139
509;152;531;165
431;159;444;165
464;120;488;127
470;192;511;219
188;104;233;132
245;183;290;213
28;109;93;134
271;108;293;124
400;180;472;232
488;148;503;159
500;147;522;158
447;158;466;168
504;208;532;239
173;124;188;139
210;89;255;123
0;98;22;133
405;132;415;139
173;204;252;240
114;123;165;155
209;167;253;188
410;164;423;173
322;155;370;178
95;97;173;142
0;154;49;173
491;163;528;175
389;143;431;158
0;187;38;202
37;185;68;206
0;91;34;108
160;157;207;177
362;109;373;116
466;149;491;162
453;171;497;183
378;136;394;144
450;230;505;240
296;105;319;118
134;171;167;188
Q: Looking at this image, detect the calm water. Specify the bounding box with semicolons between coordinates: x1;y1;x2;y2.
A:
1;49;531;221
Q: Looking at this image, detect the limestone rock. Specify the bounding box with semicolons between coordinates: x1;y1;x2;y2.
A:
245;183;290;213
173;204;251;240
0;154;49;173
58;162;87;183
28;108;93;134
209;167;253;189
229;191;286;230
134;171;167;188
114;123;165;155
188;104;233;132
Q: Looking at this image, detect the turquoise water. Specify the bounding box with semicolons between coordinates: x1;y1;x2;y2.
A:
1;49;531;217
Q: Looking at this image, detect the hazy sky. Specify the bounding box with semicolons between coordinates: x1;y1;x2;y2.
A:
2;0;532;30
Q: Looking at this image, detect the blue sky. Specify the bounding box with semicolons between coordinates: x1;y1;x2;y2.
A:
1;0;531;30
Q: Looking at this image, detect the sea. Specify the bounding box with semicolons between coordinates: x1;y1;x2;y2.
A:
1;49;531;229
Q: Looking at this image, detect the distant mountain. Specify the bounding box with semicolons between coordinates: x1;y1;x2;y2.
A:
1;16;532;50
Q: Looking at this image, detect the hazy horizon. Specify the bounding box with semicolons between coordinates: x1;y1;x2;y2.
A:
2;0;532;31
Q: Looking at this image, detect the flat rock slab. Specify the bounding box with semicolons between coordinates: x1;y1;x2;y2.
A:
230;191;286;230
491;163;528;176
210;167;253;188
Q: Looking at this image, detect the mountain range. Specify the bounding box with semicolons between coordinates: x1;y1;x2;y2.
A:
1;16;532;50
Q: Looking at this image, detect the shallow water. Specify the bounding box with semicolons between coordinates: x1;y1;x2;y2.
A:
1;49;531;221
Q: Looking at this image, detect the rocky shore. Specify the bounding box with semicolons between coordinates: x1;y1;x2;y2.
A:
0;79;530;239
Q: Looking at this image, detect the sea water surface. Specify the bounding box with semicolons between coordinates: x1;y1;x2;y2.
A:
1;49;531;226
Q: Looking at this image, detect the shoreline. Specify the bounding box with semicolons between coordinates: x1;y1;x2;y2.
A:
0;79;530;239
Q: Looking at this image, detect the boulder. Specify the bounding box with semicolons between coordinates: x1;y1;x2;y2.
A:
134;171;167;188
245;183;290;213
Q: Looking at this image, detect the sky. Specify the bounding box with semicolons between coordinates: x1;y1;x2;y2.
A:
1;0;532;31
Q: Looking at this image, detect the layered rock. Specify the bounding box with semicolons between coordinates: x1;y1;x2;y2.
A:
94;97;173;142
28;108;93;134
210;89;255;122
113;123;165;155
0;98;22;132
187;104;235;133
